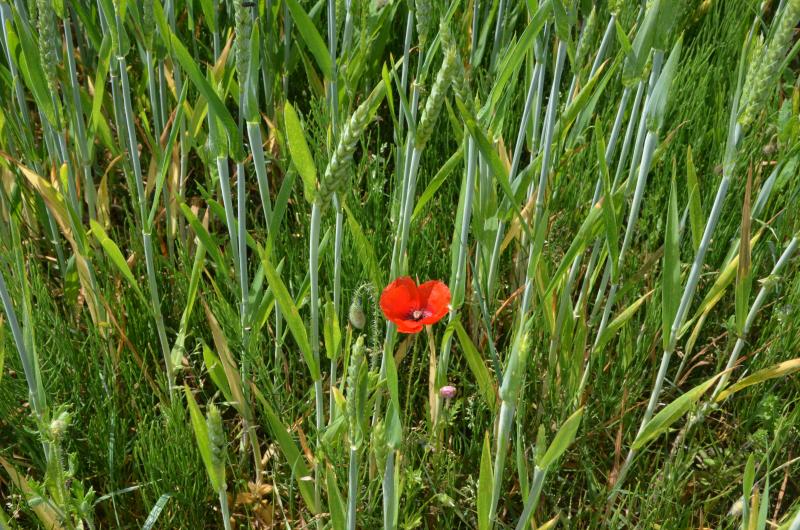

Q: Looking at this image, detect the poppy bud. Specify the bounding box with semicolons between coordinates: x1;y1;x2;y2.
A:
49;410;72;440
349;299;366;329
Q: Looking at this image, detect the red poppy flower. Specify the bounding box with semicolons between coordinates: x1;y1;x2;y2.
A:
379;277;451;334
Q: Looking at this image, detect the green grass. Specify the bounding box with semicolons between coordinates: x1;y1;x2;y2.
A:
1;0;800;528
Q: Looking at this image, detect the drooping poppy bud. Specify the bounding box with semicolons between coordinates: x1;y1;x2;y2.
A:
349;298;366;330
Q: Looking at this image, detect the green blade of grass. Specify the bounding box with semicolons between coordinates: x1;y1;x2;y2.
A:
284;0;332;79
259;248;320;381
632;371;725;451
284;101;318;203
662;172;680;350
89;220;147;305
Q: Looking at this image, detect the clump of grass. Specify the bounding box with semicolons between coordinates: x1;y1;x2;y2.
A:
1;1;800;529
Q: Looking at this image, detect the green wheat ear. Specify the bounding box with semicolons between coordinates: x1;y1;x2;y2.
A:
441;24;474;114
206;404;227;492
142;0;155;51
575;6;598;73
36;0;60;94
414;0;434;49
317;85;384;208
234;0;253;82
346;336;366;448
738;0;800;129
415;45;459;150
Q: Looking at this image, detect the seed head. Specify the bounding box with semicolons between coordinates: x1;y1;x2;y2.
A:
318;85;384;208
347;336;366;447
234;0;253;83
415;0;434;49
575;7;598;72
739;0;800;129
415;46;459;150
36;0;60;95
142;0;155;51
206;403;227;491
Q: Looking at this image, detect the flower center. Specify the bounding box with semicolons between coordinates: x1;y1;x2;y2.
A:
410;309;430;321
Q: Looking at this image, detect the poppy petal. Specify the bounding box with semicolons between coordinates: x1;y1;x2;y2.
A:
379;276;419;321
417;280;451;325
394;319;424;334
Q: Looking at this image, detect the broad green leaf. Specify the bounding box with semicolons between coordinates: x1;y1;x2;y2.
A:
171;241;207;367
457;99;532;241
614;19;633;57
177;202;227;273
381;62;397;129
412;145;464;223
284;101;318;203
88;36;113;148
681;228;764;338
244;24;261;122
544;196;609;297
551;0;576;66
596;122;620;282
89;220;147;305
202;342;232;403
0;456;63;529
477;431;493;530
499;324;532;402
715;358;800;402
141;494;171;530
343;203;383;291
323;301;341;361
595;289;653;352
632;372;725;450
252;385;317;512
284;0;332;78
646;36;683;134
558;60;617;141
148;82;189;229
295;28;326;98
452;320;497;409
183;385;223;491
0;316;5;384
71;1;102;49
538;407;584;469
736;172;753;335
259;250;320;381
622;0;661;84
743;454;755;525
203;303;250;419
663;173;680;349
486;1;550;115
384;344;402;448
8;13;58;126
757;477;770;530
326;466;346;530
198;0;217;31
268;171;298;250
160;5;244;161
685;147;703;252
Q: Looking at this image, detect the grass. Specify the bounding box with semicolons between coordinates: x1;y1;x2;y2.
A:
1;0;800;528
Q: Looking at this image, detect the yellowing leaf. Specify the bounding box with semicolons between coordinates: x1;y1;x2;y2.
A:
715;359;800;402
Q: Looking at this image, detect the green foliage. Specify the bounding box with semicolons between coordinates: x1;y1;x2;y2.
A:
1;1;800;528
